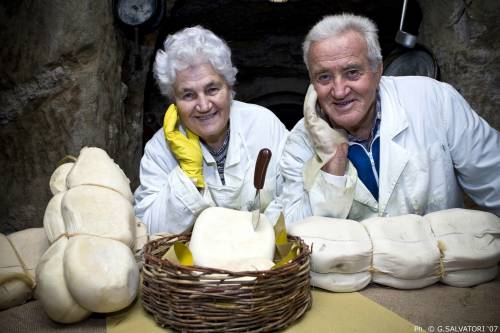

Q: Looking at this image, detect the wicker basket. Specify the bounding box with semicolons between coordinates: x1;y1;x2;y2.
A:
142;233;311;332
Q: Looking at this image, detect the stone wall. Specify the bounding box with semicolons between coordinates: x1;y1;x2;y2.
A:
418;0;500;127
0;1;138;233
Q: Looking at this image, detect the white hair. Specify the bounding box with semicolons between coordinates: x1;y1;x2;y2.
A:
153;26;238;99
303;14;382;71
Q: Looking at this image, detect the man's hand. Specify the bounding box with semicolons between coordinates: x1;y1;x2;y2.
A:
163;104;205;188
321;142;349;176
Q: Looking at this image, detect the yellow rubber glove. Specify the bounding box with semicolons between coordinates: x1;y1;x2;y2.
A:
163;104;205;188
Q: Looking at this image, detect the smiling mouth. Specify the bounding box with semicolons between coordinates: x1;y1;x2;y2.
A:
196;111;218;121
334;99;355;107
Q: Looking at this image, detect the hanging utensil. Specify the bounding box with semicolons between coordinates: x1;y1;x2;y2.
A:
395;0;417;48
250;148;272;230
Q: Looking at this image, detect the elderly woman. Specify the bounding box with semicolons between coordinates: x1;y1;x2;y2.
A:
134;26;288;234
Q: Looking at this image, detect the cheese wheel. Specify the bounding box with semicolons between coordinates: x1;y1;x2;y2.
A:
62;185;136;247
189;207;275;270
49;162;74;195
288;216;372;274
43;192;66;243
7;228;49;282
63;235;139;313
310;271;372;292
66;147;133;202
362;215;441;280
425;208;500;271
35;237;91;323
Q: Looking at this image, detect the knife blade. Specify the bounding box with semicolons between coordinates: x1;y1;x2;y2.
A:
251;148;272;230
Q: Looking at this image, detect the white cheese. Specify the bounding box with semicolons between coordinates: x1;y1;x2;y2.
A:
62;185;136;247
310;271;372;292
425;208;500;271
63;235;139;313
189;207;275;270
66;147;133;202
288;216;372;274
49;162;74;195
362;215;441;280
441;266;498;287
35;237;91;323
7;228;49;282
43;192;66;243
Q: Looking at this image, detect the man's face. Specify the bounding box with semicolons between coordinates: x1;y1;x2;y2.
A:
173;63;231;149
307;30;382;137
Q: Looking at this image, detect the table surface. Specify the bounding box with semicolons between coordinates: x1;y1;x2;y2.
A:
1;272;499;333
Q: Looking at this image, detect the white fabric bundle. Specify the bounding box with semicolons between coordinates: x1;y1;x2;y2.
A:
362;215;441;289
49;162;74;195
35;237;91;323
288;216;372;292
7;228;49;284
425;208;500;287
0;234;34;310
66;147;133;202
189;207;275;271
62;185;136;247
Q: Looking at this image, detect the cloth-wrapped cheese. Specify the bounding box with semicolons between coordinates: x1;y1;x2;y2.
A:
49;162;74;195
189;207;275;271
362;215;441;289
371;273;441;290
66;147;133;202
0;234;34;310
288;216;372;274
310;271;372;292
441;266;498;288
425;209;500;271
63;235;139;313
62;185;136;247
7;228;49;283
425;208;500;287
35;237;91;323
43;192;66;243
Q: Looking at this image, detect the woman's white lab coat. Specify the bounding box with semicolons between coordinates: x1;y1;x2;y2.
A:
134;101;288;234
281;76;500;224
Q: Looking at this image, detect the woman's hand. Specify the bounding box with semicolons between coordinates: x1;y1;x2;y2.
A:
163;104;205;188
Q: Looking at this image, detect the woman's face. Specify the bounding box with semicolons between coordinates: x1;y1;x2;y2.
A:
173;63;231;150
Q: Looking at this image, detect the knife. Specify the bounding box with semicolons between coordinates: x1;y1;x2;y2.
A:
251;148;272;230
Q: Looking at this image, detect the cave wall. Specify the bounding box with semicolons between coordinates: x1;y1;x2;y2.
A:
0;0;499;233
418;0;500;127
0;0;138;233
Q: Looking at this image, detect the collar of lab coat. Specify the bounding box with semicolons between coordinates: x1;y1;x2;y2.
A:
377;77;410;214
351;77;410;213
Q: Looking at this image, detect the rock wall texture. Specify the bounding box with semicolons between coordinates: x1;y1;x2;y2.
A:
0;1;140;233
418;0;500;127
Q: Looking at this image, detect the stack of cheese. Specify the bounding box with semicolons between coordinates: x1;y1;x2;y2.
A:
288;216;372;292
37;147;140;323
0;228;49;310
189;207;276;272
289;209;500;292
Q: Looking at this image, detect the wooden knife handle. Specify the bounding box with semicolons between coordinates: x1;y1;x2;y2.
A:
254;148;272;190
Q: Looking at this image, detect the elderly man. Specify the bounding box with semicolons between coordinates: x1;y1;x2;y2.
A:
280;14;500;224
